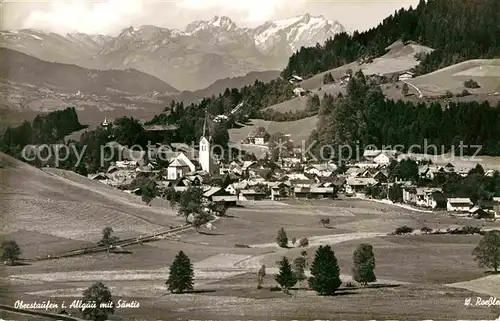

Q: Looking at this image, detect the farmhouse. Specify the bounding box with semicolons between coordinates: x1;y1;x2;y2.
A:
294;186;336;199
238;189;266;201
203;187;238;207
245;128;270;145
288;75;303;84
398;71;415;81
403;187;446;209
293;87;307;97
340;74;351;84
269;181;292;200
373;152;397;166
214;114;229;122
304;162;338;177
363;149;399;163
345;177;378;195
446;198;473;212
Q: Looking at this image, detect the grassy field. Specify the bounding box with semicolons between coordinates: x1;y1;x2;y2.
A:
299;41;434;91
0;153;183;253
3;179;500;320
406;59;500;96
228;116;318;146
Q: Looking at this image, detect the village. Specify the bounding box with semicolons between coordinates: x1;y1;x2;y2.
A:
89;117;500;222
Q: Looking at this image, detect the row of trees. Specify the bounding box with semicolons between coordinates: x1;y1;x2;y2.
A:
282;0;500;78
275;243;376;294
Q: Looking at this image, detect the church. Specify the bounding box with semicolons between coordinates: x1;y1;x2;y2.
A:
198;114;219;175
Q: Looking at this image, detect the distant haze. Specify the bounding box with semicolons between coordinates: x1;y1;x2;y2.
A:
2;0;419;35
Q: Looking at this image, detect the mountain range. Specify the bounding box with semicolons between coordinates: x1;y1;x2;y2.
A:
0;14;345;90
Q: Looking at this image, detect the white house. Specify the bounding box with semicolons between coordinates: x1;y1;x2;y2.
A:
340;74;351;85
373;152;397;166
293;87;307;97
167;158;192;180
345;177;377;195
304;163;338;177
398;71;414;81
289;75;303;84
446;198;473;212
403;187;444;209
214;115;229;122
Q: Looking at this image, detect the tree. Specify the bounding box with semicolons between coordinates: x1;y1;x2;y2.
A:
401;83;409;96
292;256;307;289
306;94;321;112
178;187;204;223
166;251;194;293
319;218;330;227
257;264;266;289
1;240;21;265
388;184;403;203
191;212;211;232
276;228;288;248
464;79;480;88
308;245;341;295
140;179;158;205
274;257;297;293
98;227;119;251
298;237;309;247
208;201;227;217
472;230;500;273
81;282;114;321
323;72;335;84
352;243;376;285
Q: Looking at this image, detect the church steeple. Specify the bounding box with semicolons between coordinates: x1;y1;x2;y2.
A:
202;111;207;138
199;110;212;173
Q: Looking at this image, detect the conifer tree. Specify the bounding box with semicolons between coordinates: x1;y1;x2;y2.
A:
166;251;194;293
292;256;307;289
275;257;297;293
352;243;376;285
308;245;341;295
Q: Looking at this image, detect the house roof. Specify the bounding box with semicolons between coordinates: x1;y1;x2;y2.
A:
90;173;109;180
203;187;222;197
346;177;378;186
169;158;189;168
240;189;265;195
363;149;399;158
447;198;473;204
212;195;238;202
345;167;362;177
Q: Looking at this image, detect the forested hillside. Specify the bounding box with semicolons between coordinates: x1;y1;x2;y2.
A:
283;0;500;78
147;78;295;141
0;107;86;155
308;71;500;158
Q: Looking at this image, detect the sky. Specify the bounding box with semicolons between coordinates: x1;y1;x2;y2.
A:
1;0;420;35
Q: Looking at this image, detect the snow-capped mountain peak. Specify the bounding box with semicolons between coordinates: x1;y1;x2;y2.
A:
251;14;345;52
0;13;345;90
185;15;238;34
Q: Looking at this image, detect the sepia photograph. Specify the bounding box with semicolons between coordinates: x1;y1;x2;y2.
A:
1;0;500;320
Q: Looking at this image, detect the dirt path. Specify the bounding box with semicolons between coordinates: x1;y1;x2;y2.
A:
248;232;387;249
